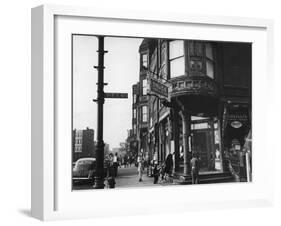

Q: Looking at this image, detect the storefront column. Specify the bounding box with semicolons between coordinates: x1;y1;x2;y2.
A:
179;110;191;178
172;109;180;172
219;101;227;172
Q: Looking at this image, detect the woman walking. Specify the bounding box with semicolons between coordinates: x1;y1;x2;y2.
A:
164;153;173;182
138;156;144;182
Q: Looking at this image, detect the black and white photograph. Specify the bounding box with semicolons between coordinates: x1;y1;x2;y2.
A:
71;35;252;190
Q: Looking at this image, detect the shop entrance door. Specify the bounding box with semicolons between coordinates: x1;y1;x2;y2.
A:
191;120;216;172
192;130;211;171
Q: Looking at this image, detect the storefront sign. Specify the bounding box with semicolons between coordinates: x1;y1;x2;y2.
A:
148;77;169;98
228;114;248;122
227;104;249;128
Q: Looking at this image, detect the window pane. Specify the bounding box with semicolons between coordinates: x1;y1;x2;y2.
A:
170;57;185;78
142;106;148;122
206;60;214;78
169;40;184;59
206;43;213;60
189;41;194;56
142;54;148;68
195;42;203;56
142;79;147;95
160;42;167;65
142;106;147;114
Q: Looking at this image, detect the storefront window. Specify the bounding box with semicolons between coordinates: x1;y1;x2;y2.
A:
169;40;185;78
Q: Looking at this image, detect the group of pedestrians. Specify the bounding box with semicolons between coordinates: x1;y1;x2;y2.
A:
137;152;200;185
137;153;174;184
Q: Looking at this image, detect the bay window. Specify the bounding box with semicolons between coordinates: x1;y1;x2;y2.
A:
205;43;214;78
169;40;185;78
189;41;215;79
189;41;203;73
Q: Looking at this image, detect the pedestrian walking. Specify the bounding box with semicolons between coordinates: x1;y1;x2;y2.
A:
106;153;116;188
190;153;200;184
153;161;159;184
113;152;118;177
159;163;165;182
164;153;173;182
137;156;144;182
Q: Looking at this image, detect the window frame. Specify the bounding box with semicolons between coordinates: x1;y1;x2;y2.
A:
142;105;148;122
142;78;148;95
205;42;215;78
141;52;148;68
168;40;185;79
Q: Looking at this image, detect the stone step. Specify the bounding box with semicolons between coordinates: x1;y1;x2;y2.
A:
172;172;235;184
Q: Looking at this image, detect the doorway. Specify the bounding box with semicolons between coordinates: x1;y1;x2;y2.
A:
191;118;221;172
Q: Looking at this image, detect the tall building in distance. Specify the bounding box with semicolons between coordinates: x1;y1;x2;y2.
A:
72;127;95;162
132;38;251;181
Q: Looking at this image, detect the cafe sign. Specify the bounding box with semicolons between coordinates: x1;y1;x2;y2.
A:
227;104;249;128
148;77;169;99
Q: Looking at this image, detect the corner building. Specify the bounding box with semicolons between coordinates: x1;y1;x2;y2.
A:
134;38;251;181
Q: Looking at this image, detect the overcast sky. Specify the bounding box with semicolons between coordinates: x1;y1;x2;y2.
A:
73;35;143;149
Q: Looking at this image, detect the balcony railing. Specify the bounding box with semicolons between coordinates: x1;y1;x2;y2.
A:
170;76;219;99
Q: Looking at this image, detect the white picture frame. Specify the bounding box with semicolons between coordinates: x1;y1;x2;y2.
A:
31;4;274;221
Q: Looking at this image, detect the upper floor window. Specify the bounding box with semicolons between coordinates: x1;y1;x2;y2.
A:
189;41;203;73
133;109;137;119
142;106;148;122
142;53;148;68
142;79;147;95
133;94;137;104
169;40;185;78
188;41;215;79
205;43;214;78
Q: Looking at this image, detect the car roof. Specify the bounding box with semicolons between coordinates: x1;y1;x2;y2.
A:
76;158;96;162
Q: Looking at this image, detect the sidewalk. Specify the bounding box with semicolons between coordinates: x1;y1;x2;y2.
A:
115;167;161;189
113;166;181;189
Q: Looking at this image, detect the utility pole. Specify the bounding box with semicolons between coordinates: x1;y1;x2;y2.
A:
93;36;107;189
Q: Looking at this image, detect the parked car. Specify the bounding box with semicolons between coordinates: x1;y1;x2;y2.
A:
72;158;96;183
72;157;108;184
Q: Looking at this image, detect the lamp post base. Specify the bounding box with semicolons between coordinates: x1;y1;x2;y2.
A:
93;178;105;189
